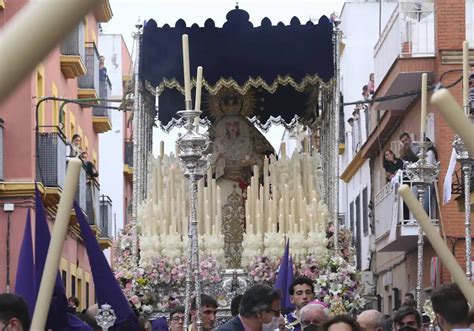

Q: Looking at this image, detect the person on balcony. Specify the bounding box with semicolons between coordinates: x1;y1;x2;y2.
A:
66;134;82;158
399;132;419;163
383;149;404;182
80;151;99;180
368;73;375;95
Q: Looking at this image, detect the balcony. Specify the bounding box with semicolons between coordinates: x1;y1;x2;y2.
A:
98;195;113;249
374;170;439;252
60;22;86;79
0;119;4;180
92;71;112;133
123;139;133;180
78;42;100;103
85;179;100;226
373;2;436;111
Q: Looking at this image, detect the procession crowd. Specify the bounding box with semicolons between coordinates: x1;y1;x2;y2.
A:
1;276;472;331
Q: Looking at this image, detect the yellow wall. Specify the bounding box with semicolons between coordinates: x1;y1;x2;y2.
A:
36;65;45;131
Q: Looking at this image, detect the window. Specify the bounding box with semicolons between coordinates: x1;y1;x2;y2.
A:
85;282;90;309
61;270;67;293
71;275;76;297
363;187;369;236
77;278;83;310
355;195;361;270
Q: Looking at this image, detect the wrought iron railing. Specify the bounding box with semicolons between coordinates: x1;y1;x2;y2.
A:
60;21;85;63
36;127;67;188
93;72;112;118
78;42;100;94
374;169;438;240
86;179;100;225
99;195;113;238
124;140;133;167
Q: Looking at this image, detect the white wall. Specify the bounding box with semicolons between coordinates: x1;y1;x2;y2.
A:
98;34;125;234
339;1;396;271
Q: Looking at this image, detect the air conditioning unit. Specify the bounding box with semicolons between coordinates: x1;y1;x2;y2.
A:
383;271;393;287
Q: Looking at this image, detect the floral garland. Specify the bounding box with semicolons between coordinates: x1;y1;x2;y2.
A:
113;226;222;313
245;227;365;314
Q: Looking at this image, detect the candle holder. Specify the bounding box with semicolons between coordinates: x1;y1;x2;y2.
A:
403;139;439;313
452;115;474;281
176;107;210;331
95;303;117;331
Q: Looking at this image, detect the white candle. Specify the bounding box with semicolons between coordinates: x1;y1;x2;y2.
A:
160;141;164;157
157;157;163;200
398;184;474;305
431;89;474;155
205;213;211;236
280;142;286;160
420;73;428;135
195;66;203;112
463;41;469;112
182;34;192;105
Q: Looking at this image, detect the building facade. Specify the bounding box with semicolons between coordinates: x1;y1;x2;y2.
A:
340;0;474;314
0;0;113;312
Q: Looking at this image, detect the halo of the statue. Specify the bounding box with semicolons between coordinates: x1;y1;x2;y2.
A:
140;7;334;130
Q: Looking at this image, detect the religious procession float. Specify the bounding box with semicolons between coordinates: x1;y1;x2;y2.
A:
114;6;366;318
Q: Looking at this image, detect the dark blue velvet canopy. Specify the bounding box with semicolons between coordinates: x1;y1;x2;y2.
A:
140;7;334;128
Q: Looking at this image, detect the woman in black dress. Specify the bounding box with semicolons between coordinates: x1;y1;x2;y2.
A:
383;149;403;182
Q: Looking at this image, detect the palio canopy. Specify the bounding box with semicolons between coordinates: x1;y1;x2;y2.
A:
140;6;334;129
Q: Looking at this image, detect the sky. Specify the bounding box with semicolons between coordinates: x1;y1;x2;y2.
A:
102;0;346;56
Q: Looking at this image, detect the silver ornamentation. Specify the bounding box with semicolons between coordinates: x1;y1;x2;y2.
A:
95;303;117;331
177;106;211;331
453;129;473;281
403;139;440;313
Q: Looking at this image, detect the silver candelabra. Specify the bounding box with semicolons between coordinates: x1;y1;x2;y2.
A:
177;102;210;331
404;138;439;313
95;303;117;331
452;114;473;281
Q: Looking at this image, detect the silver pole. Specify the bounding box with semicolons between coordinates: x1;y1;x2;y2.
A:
333;16;342;253
405;138;439;314
177;104;210;331
131;21;142;264
453;130;473;281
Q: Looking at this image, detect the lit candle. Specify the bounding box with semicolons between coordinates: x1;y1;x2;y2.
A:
398;185;474;305
280;142;286;160
463;41;469;112
420;73;428;136
182;34;192;106
431;89;474;155
195;66;203;112
31;158;82;330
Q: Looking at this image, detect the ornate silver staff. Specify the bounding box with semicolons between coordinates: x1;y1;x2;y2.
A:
404;73;439;313
179;35;209;331
452;40;473;281
95;303;117;331
131;20;143;265
332;14;342;253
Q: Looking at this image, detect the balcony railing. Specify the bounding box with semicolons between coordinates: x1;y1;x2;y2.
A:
99;195;113;238
60;22;85;60
374;2;435;85
78;42;100;96
374;169;438;251
86;180;100;225
93;71;112;118
124;140;133;167
36;129;67;188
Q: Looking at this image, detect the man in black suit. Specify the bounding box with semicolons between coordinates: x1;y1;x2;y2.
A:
218;284;281;331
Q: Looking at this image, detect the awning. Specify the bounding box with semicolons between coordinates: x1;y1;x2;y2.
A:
140;6;335;129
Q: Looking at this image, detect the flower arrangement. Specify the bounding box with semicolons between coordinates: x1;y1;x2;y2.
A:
247;255;278;285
